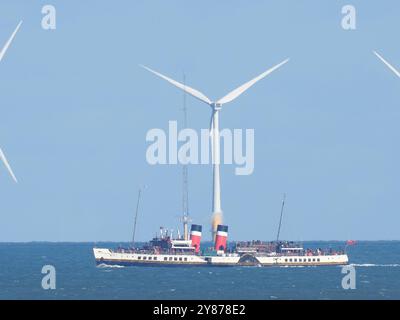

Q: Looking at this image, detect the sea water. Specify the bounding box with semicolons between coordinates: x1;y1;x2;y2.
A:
0;241;399;299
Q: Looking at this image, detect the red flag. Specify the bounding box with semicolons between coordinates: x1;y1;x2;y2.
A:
346;240;356;246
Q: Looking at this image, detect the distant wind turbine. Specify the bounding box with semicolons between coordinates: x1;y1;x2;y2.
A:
0;21;22;183
141;58;289;239
373;51;400;78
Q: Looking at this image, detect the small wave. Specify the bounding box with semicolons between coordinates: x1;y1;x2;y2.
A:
279;265;307;268
350;263;400;267
97;263;125;268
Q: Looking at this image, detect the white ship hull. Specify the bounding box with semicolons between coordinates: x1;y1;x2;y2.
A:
255;254;348;266
93;248;348;267
94;248;208;266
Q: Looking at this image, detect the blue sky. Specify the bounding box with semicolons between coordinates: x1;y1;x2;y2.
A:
0;1;399;241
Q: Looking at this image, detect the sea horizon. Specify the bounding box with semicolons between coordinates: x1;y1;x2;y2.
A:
0;239;399;243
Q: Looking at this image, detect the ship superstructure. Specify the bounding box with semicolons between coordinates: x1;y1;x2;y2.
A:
93;222;348;267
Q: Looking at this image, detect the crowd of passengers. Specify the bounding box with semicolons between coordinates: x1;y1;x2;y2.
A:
114;243;345;256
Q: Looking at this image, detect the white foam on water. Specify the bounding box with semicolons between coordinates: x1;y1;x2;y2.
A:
97;263;125;269
350;263;400;267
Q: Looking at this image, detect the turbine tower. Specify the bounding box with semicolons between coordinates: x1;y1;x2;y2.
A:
373;51;400;78
0;21;22;183
141;58;289;239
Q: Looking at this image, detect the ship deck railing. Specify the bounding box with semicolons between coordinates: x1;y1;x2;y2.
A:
113;248;198;255
255;251;345;257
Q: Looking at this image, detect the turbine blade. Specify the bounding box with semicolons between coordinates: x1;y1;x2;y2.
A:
0;21;22;63
217;58;290;105
140;65;211;105
373;51;400;78
0;147;17;183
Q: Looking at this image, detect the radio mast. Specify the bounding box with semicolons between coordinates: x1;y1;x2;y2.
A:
182;73;190;240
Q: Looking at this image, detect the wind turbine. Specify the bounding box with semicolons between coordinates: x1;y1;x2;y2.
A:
373;51;400;78
141;58;289;239
0;21;22;183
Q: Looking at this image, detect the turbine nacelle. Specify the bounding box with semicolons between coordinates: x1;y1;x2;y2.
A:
210;102;222;111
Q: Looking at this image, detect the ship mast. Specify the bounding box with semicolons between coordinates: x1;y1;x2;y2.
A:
132;187;144;248
182;73;190;240
276;193;286;242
